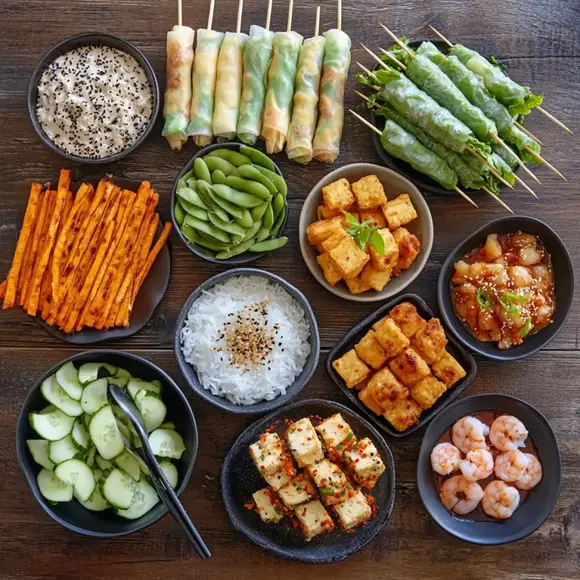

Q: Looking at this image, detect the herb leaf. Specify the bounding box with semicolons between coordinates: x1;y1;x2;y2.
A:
519;318;533;337
341;211;386;255
343;211;360;228
476;288;493;309
501;291;528;305
370;230;385;255
357;228;371;250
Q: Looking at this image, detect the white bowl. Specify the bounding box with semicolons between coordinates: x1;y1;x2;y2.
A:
298;163;434;302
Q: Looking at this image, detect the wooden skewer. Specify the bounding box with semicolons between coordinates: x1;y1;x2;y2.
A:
466;147;514;189
361;43;391;71
356;61;380;83
178;0;183;26
337;0;342;31
378;47;407;70
490;134;540;184
265;0;272;30
287;0;294;32
523;147;567;181
513;174;538;198
536;106;573;135
514;121;543;145
482;187;514;214
236;0;244;33
379;23;414;57
428;24;454;48
314;5;321;37
207;0;215;29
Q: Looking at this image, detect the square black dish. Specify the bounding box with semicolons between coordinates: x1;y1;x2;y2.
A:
326;293;477;438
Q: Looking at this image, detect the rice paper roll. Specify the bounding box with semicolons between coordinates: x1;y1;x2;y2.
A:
286;35;326;163
261;31;303;154
163;26;195;150
490;152;516;187
312;29;352;163
212;32;249;141
187;29;225;146
237;26;275;145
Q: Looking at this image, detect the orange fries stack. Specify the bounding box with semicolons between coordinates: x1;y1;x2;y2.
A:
0;169;171;333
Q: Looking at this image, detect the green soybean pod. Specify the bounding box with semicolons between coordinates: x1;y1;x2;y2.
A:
255;227;271;242
180;199;209;221
181;168;195;182
212;184;264;208
231;233;245;246
208;212;247;237
272;193;285;220
271;205;286;237
186;177;197;189
177;187;210;210
238;164;277;194
239;145;276;171
233;209;254;228
206;187;245;220
183;215;231;243
196;182;231;222
253;165;287;198
211;169;228;185
206;148;252;167
181;225;229;252
263;202;274;229
249;237;288;252
204;155;240;177
215;238;256;260
224;175;271;200
174;202;186;226
193;157;212;182
242;219;263;241
251;202;268;221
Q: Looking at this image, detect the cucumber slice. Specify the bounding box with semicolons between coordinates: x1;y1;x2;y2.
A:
135;390;167;433
160;422;175;430
40;374;83;417
81;378;109;414
115;367;132;379
159;460;178;489
127;379;161;400
72;418;90;449
49;435;80;464
95;455;113;470
89;405;124;460
149;428;186;459
39;404;57;414
29;408;75;441
79;483;108;511
85;446;96;468
100;468;135;509
54;459;95;502
92;468;103;481
108;376;129;388
134;452;150;477
78;362;116;384
116;421;132;444
37;468;73;502
113;449;141;481
27;440;55;471
56;361;83;400
116;478;159;520
150;380;162;390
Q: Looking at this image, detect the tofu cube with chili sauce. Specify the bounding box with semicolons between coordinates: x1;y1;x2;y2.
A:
321;227;350;252
358;384;385;416
360;263;393;292
382;194;418;229
345;275;372;294
262;469;293;491
409;375;447;410
373;317;410;358
431;351;467;387
277;474;317;509
411;318;448;364
252;488;285;523
383;398;423;432
389;302;426;338
317;252;342;286
359;209;387;228
249;432;288;477
345;438;386;489
332;349;371;389
351;175;387;209
329;236;369;279
355;330;388;369
392;227;421;273
306;216;346;245
315;413;357;457
307;459;355;505
322;178;356;210
285;418;324;468
369;228;399;272
295;500;335;540
333;490;373;531
388;348;431;386
366;367;409;411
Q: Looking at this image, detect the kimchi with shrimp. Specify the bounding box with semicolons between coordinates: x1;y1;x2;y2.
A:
451;232;555;349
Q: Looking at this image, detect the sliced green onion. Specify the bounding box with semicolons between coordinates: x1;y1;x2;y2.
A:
476;288;493;309
501;291;528;305
519;318;533;337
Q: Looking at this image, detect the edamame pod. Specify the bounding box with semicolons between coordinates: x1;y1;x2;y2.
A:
206;148;252;166
212;184;264;208
238;145;277;171
180;199;209;221
186;178;197;189
177;187;210;210
272;193;285;220
238;164;277;194
174;202;186;226
253;166;287;197
181;169;195;182
215;238;256;260
183;215;231;243
250;202;269;221
263;203;274;229
181;225;231;251
205;187;246;220
242;219;263;241
204;156;240;176
232;210;254;228
255;227;271;242
193;158;212;182
224;175;271;200
195;181;231;222
249;237;288;252
211;169;227;185
208;213;247;237
271;206;286;237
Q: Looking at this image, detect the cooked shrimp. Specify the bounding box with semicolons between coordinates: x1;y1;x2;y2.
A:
484;234;503;261
440;475;484;515
482;480;520;519
515;453;543;490
431;443;461;475
489;415;529;451
494;450;529;482
459;449;494;481
507;265;533;288
452;416;489;454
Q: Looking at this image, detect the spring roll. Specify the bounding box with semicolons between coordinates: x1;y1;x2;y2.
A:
312;29;352;163
162;25;195;150
212;31;249;141
237;25;275;145
286;35;326;163
261;31;303;154
187;29;225;146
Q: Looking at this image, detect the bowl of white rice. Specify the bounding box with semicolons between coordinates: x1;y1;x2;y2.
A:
174;269;320;414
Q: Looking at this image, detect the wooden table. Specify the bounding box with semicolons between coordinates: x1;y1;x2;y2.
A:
1;0;579;578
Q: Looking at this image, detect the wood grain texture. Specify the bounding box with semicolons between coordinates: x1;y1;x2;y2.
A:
0;0;579;578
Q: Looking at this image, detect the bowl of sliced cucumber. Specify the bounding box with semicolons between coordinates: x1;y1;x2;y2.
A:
16;350;198;537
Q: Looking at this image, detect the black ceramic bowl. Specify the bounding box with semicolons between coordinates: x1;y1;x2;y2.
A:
220;399;396;563
437;216;574;361
171;142;288;265
417;394;561;545
17;350;198;537
27;33;159;164
326;294;477;438
174;268;320;414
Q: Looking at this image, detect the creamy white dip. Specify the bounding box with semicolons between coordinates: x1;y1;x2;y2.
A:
36;45;153;158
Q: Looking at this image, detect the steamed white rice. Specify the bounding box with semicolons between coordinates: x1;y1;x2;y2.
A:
181;276;311;405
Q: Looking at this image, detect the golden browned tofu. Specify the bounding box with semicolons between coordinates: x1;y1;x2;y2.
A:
359;209;387;228
389;302;427;338
322;177;355;210
332;349;371;388
431;351;467;387
388;348;431;386
358;384;385;415
345;275;372;294
351;175;387;209
355;330;388;369
369;228;399;272
410;375;447;409
372;315;389;332
367;367;408;410
360;263;393;292
382;194;418;229
317;204;343;220
411;318;448;364
321;227;350;252
306;216;346;245
329;236;369;279
373;317;410;358
317;252;342;287
383;398;422;432
392;227;421;273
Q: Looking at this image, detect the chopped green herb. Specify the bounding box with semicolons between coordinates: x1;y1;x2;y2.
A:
519;318;533;337
274;507;284;515
319;487;334;496
498;296;520;316
344;432;354;441
342;211;386;255
476;288;493;309
501;291;528;305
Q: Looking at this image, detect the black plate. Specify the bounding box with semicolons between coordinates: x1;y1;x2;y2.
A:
35;175;171;345
326;293;477;438
437;216;574;361
417;394;561;545
220;399;396;563
17;350;198;537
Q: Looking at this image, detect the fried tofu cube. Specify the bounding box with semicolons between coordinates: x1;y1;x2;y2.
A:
295;500;335;540
410;375;448;410
383;398;423;432
371;315;389;332
432;351;467;387
252;488;285;523
329;236;369;279
345;438;386;489
359;209;387;228
316;413;356;456
367;367;409;410
388;348;431;386
345;275;372;294
317;204;343;220
278;474;317;509
373;317;410;358
411;318;448;364
334;490;372;530
321;227;350;252
360;263;393;292
358;384;385;415
285;418;325;467
332;349;371;389
307;459;355;505
351;175;387;209
322;178;355;210
249;432;288;477
355;330;388;369
306;216;345;245
389;302;426;338
369;228;399;272
263;469;294;491
382;194;418;229
316;252;343;287
392;227;421;273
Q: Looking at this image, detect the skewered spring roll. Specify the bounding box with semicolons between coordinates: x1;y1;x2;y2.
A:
212;31;249;141
187;29;225;146
312;29;352;163
237;25;275;145
162;25;195;150
286;34;326;163
261;31;303;154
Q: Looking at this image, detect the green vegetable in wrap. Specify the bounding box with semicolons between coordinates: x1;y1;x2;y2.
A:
490;152;516;187
492;142;518;170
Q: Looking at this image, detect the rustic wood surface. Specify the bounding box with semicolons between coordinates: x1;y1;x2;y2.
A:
0;0;578;578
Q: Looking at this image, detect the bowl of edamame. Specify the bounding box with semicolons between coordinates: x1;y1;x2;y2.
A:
171;142;289;265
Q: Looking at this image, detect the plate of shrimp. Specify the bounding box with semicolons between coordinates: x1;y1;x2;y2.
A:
417;394;561;545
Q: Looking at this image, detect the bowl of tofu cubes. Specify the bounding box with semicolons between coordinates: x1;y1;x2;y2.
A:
299;163;433;301
220;399;396;563
327;296;477;438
